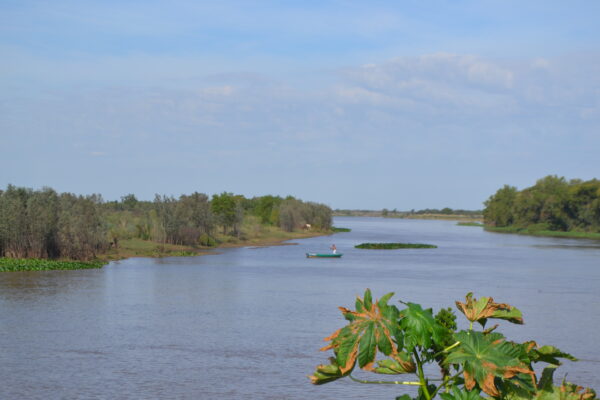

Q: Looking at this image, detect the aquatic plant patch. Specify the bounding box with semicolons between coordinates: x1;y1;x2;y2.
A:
0;258;106;272
331;227;352;232
355;243;437;249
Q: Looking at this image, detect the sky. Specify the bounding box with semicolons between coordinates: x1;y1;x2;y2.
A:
1;0;599;210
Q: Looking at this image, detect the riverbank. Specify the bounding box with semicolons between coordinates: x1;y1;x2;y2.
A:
1;227;332;272
485;226;600;240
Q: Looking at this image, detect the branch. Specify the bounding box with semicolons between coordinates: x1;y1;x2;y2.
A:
432;341;461;359
430;370;464;398
349;374;421;385
414;350;433;400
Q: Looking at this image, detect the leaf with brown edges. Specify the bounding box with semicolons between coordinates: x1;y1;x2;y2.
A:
456;292;524;327
315;289;402;377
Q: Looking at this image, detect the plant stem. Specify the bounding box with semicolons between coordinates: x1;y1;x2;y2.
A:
430;370;464;398
432;341;461;359
348;375;421;385
413;350;432;400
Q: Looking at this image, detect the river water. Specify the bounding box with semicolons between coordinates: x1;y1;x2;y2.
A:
1;217;599;399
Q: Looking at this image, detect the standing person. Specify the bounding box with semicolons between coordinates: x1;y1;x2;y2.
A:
330;244;337;254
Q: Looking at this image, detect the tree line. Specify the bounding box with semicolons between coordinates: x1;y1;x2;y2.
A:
0;185;332;260
484;175;600;232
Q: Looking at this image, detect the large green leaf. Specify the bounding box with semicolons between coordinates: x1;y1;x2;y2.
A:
440;387;485;400
399;302;446;352
373;352;416;375
358;322;377;368
444;331;535;397
315;289;402;377
455;293;523;327
505;366;598;400
535;379;597;400
531;345;577;365
309;357;348;385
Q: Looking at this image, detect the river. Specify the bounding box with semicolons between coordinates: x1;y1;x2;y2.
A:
1;217;599;399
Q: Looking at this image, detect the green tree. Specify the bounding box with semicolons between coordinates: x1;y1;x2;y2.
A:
211;192;243;235
484;185;517;227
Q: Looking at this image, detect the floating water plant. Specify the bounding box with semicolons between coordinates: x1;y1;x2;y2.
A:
332;227;352;232
355;243;437;249
0;258;106;272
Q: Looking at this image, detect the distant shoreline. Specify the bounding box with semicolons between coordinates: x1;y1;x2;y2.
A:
333;212;482;221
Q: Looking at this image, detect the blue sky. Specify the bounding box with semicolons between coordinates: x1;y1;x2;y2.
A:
1;1;599;209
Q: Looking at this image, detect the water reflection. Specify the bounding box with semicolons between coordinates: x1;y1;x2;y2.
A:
1;217;599;399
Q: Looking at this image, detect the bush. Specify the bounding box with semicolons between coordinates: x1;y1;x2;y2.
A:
310;291;597;400
198;233;217;247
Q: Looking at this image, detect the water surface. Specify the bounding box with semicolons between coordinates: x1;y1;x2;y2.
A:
1;217;599;399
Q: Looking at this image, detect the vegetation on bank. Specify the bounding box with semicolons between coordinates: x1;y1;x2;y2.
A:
0;185;333;269
331;226;351;232
485;226;600;240
311;290;597;400
334;208;482;220
355;243;437;249
484;176;600;238
0;257;105;272
456;222;484;227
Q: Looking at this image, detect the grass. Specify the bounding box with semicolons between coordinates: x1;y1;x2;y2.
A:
457;222;484;227
355;243;437;249
0;257;106;272
331;226;352;232
485;226;600;240
102;238;209;260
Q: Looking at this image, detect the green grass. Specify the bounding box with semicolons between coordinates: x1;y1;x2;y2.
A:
331;226;351;232
103;238;207;259
457;222;484;227
0;257;106;272
485;226;600;240
355;243;437;249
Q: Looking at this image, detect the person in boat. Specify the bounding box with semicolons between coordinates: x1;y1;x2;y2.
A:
330;244;337;254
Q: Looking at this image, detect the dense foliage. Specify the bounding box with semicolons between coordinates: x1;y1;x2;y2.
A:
484;176;600;232
355;243;437;249
0;185;107;260
311;290;597;400
0;185;333;262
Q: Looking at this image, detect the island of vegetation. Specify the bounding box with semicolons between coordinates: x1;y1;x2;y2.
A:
484;175;600;239
355;243;437;249
0;185;334;271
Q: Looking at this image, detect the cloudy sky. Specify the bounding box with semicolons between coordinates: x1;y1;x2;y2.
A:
1;1;599;209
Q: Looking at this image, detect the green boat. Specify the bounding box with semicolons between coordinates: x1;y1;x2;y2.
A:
306;253;343;258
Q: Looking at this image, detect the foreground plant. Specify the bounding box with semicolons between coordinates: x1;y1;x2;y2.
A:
310;290;597;400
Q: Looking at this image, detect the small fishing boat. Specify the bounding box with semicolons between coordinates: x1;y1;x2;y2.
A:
306;253;343;258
